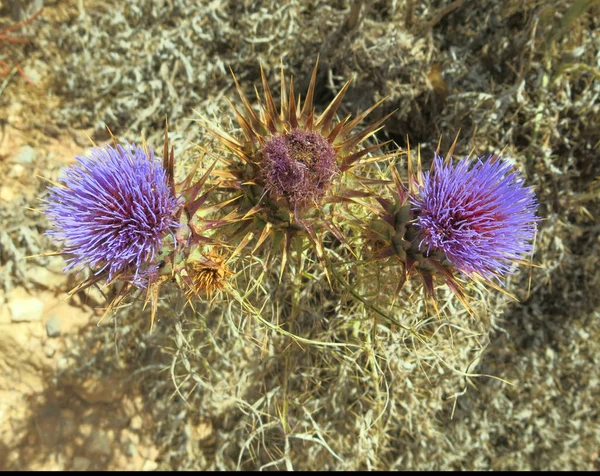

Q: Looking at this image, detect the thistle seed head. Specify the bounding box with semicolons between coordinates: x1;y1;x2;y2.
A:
185;251;232;299
262;129;338;209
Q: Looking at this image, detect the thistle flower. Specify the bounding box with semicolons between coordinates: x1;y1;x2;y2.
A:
363;140;539;313
262;129;339;209
203;59;393;268
44;126;233;330
45;142;182;285
411;153;539;283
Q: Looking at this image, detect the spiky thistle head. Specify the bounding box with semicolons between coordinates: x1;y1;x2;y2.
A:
365;140;539;309
203;59;393;267
261;129;339;208
44;124;233;329
44;142;182;285
411;153;539;283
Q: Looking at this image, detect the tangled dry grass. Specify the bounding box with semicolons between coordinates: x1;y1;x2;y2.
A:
1;0;599;470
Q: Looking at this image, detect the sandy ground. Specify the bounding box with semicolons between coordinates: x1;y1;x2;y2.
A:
0;123;163;470
1;0;599;471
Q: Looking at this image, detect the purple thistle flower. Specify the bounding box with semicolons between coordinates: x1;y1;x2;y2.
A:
44;143;182;284
410;154;539;282
261;129;338;209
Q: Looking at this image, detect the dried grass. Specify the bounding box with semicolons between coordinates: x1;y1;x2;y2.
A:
1;0;599;470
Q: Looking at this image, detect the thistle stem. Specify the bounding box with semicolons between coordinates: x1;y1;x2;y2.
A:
324;253;424;342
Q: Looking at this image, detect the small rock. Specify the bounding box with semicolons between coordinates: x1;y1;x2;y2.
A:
16;145;36;164
130;415;143;431
124;442;137;457
142;460;158;471
27;266;65;289
46;315;61;337
86;430;111;457
71;456;91;471
43;340;57;358
46;256;67;274
57;357;70;372
121;429;140;446
69;375;125;404
8;163;25;178
79;423;93;439
8;290;44;322
21;66;42;86
0;186;16;202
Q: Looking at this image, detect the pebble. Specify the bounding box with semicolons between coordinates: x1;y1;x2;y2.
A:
16;145;36;164
121;429;140;446
46;315;61;337
71;456;91;471
8;290;44;322
142;460;158;471
27;267;63;289
0;186;16;202
21;66;42;86
86;430;111;457
124;442;137;457
46;256;67;274
44;340;57;358
7;163;25;179
130;415;143;431
57;357;70;372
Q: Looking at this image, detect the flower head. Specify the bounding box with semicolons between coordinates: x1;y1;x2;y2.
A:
45;142;182;284
202;60;393;268
262;129;338;209
410;154;538;282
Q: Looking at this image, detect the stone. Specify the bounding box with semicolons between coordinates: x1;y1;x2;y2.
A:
86;430;111;457
0;186;16;202
124;442;137;457
71;456;91;471
57;357;71;372
130;415;143;431
8;289;44;322
68;375;126;404
142;460;158;471
21;65;42;86
27;266;65;289
43;340;57;358
121;429;140;446
46;315;61;337
16;145;36;164
8;163;25;178
46;256;67;274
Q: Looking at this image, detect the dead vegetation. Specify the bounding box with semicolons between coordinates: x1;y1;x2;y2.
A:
0;0;599;471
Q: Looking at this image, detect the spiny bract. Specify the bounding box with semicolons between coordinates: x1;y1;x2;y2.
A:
203;59;394;269
364;142;539;311
44;128;234;329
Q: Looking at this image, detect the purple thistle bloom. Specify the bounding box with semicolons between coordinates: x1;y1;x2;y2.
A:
44;143;182;284
261;129;338;209
410;154;539;282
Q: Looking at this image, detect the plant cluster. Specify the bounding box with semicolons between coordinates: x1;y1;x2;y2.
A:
43;60;539;338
